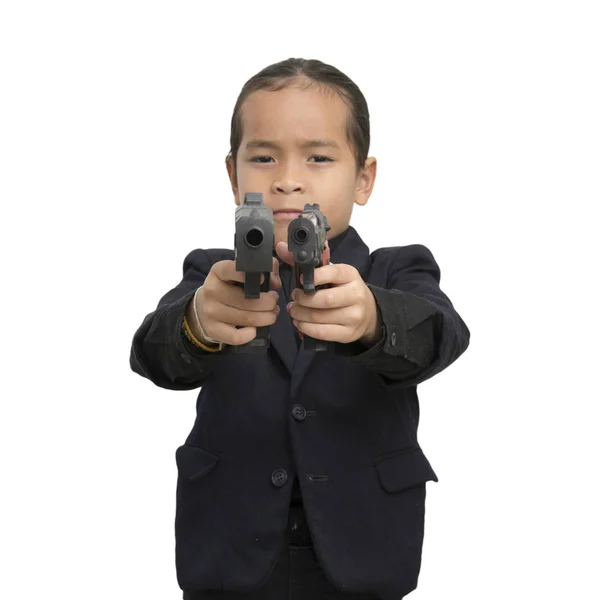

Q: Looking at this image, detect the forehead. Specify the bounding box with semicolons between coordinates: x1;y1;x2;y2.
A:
240;84;350;147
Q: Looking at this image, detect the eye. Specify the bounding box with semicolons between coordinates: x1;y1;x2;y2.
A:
249;156;274;163
308;156;333;163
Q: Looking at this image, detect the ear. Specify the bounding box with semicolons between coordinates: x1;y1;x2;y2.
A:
225;153;241;206
354;157;377;207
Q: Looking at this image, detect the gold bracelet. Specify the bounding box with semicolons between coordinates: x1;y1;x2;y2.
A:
182;315;223;353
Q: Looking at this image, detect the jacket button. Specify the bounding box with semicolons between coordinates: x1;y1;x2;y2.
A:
271;469;288;487
180;353;192;363
391;332;397;346
291;404;307;421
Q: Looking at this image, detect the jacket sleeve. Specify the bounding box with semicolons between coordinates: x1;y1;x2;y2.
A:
129;248;229;391
335;244;470;388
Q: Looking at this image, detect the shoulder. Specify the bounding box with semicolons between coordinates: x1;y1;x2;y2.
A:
370;244;441;282
371;243;438;267
182;248;235;275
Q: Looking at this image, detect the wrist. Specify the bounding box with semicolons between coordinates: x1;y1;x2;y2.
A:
359;299;383;348
185;288;224;350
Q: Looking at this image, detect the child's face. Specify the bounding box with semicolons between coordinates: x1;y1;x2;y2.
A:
226;82;377;249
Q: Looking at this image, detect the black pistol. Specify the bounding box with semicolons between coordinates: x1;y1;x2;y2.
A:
231;192;275;354
288;203;332;352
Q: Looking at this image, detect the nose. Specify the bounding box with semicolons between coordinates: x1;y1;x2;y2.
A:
272;167;305;195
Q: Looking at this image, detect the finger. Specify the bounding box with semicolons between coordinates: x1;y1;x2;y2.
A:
209;323;258;346
212;260;246;285
210;283;280;312
292;285;355;309
213;260;279;288
270;257;282;289
275;241;294;266
288;303;361;326
300;263;358;288
292;321;354;344
212;303;280;329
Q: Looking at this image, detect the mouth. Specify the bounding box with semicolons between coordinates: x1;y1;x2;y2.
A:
273;209;302;221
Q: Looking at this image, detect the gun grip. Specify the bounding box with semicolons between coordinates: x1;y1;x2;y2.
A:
230;270;272;354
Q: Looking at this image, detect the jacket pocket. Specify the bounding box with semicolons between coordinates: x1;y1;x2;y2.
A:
374;445;438;493
175;443;220;483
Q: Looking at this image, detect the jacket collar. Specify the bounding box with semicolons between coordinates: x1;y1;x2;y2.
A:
328;225;371;280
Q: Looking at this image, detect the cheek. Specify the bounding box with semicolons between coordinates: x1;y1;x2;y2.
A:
326;173;357;204
234;169;250;188
235;165;263;188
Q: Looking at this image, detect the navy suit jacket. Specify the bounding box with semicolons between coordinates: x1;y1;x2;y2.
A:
130;225;470;600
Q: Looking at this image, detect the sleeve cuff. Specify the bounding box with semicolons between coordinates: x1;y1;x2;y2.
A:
334;284;439;369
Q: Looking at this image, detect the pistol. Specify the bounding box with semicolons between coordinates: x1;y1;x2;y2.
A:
231;192;275;354
288;203;332;352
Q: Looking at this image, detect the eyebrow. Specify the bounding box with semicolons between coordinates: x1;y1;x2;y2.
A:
244;139;341;150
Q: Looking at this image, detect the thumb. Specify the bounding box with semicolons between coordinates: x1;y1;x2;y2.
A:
275;241;294;266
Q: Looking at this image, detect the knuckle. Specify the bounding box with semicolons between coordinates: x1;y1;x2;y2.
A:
265;293;279;310
204;282;217;298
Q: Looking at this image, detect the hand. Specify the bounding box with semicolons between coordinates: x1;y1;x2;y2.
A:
189;258;282;346
275;242;382;346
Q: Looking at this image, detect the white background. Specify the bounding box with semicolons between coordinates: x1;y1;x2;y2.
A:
1;1;598;598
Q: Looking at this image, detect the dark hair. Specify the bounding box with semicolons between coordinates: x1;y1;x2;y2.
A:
228;58;370;173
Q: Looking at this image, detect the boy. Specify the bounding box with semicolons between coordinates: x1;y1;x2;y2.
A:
130;57;470;600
